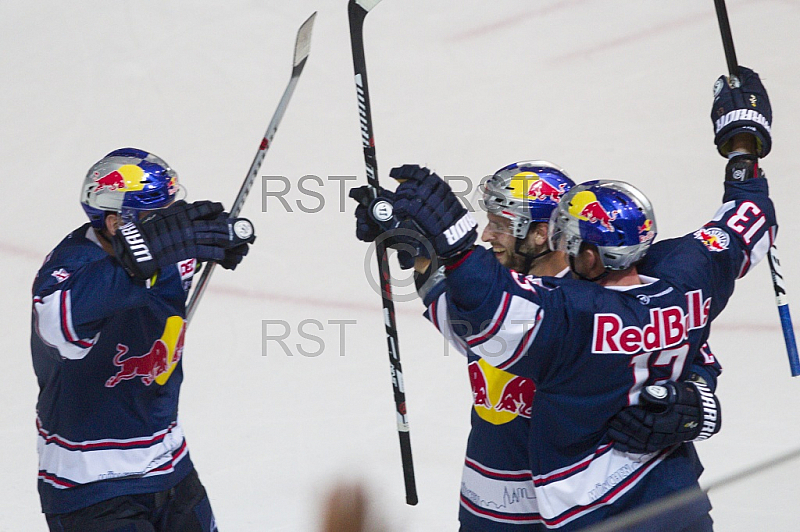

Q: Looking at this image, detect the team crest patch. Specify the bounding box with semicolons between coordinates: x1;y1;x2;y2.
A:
694;227;730;252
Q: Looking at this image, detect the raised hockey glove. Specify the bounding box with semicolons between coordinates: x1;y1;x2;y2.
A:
608;380;721;454
711;65;772;158
391;164;477;265
349;184;427;270
112;200;255;279
217;216;257;270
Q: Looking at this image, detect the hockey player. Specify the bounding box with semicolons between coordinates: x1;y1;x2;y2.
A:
31;148;256;531
384;69;777;531
376;66;773;530
352;162;721;531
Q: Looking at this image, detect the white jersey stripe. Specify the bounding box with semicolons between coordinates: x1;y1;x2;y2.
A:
473;295;543;368
430;293;469;358
530;446;674;527
466;292;511;346
33;291;97;360
37;421;187;488
460;460;541;521
742;227;771;278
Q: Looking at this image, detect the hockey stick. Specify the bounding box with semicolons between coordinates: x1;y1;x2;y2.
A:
348;0;419;505
186;12;317;325
713;0;800;376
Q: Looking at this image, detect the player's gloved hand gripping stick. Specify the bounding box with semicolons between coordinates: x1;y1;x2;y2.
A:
348;0;418;505
349;185;427;270
112;200;254;280
713;0;799;376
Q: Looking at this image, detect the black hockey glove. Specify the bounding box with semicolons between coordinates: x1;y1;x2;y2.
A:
608;380;721;454
349;184;427;270
217;217;257;271
711;65;772;158
391;165;477;264
112;200;256;280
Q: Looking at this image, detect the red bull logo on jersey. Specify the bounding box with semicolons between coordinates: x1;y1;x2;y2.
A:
92;164;147;193
592;290;710;354
569;190;620;231
509;171;567;202
105;316;186;387
693;227;730;252
468;359;535;424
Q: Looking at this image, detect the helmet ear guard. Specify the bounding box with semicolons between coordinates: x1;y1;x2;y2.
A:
548;180;657;271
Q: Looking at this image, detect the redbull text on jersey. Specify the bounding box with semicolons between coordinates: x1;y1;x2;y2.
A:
592;290;710;354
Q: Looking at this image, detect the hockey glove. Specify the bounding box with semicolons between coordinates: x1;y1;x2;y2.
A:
349;184;427;270
391;164;477;264
217;216;257;270
112;200;255;279
711;65;772;158
608;380;721;454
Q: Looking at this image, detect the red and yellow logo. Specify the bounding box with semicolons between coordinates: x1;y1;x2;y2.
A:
93;164;147;193
105;316;185;388
468;359;535;425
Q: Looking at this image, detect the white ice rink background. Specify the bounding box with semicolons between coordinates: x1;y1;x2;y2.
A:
2;1;799;530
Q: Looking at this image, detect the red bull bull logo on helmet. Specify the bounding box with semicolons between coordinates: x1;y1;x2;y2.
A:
105;316;185;388
568;190;620;231
509;171;567;202
93;164;147;193
468;359;535;425
167;176;179;196
638;219;655;243
693;227;730;252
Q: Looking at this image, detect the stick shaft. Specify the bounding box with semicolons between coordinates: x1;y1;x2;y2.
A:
348;0;418;505
186;13;316;325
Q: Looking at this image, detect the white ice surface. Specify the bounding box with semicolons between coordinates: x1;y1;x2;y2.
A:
2;1;800;530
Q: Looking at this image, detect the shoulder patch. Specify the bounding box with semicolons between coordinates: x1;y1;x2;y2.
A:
50;268;71;283
693;227;730;252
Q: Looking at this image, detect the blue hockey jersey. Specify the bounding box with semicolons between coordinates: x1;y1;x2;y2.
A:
426;267;720;531
31;224;197;514
426;177;775;530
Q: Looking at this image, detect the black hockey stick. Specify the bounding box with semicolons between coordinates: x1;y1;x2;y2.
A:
713;0;800;376
348;0;419;505
186;12;317;325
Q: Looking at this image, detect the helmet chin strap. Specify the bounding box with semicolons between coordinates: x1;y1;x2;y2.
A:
569;255;609;282
515;238;551;273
